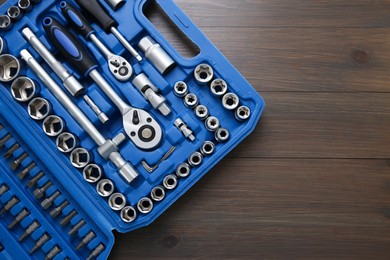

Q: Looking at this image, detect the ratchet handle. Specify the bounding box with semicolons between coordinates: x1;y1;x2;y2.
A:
75;0;117;33
43;16;98;77
60;1;95;39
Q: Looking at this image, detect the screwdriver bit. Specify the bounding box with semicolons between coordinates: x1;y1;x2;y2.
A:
0;134;12;149
17;162;36;180
0;197;20;215
87;243;105;260
46;245;61;260
34;181;53;199
4;143;20;158
28;172;45;188
41;191;61;210
8;208;30;229
60;210;77;227
76;231;96;250
19;221;40;242
30;233;51;254
0;184;9;196
50;200;69;218
10;152;28;171
69;220;86;236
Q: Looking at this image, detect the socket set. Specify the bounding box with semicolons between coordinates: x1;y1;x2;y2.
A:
0;0;264;258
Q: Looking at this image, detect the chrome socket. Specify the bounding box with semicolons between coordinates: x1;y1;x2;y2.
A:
138;36;175;75
210;79;228;97
200;141;215;156
176;163;191;178
105;0;126;10
173;81;188;98
222;93;240;110
137;197;153;214
205;116;220;132
0;54;22;82
188;152;203;167
7;6;23;20
163;174;178;190
0;15;12;31
18;0;33;12
28;97;51;120
184;93;199;108
11;77;37;102
56;132;77;153
194;64;214;85
70;148;91;168
151;186;165;202
194;105;209;120
83;164;102;183
215;128;230;142
108;193;126;211
235;105;251;121
0;37;7;55
121;206;137;223
42;115;64;137
96;179;114;198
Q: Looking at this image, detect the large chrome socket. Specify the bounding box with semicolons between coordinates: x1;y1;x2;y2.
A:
56;132;77;153
176;163;191;178
235;106;251;121
108;193;126;211
11;77;37;102
222;93;240;111
83;164;102;183
28;97;51;120
210;79;228;97
97;179;114;198
151;186;165;202
42;115;64;137
163;174;178;190
188;152;203;167
0;54;22;82
137;197;153;214
70;148;91;168
194;64;214;85
138;36;175;75
0;15;12;31
18;0;33;12
173;81;188;98
121;206;137;223
7;6;23;20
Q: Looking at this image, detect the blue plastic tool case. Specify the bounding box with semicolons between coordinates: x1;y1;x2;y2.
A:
0;0;264;259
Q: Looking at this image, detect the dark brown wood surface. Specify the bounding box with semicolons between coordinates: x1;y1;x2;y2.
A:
111;1;390;259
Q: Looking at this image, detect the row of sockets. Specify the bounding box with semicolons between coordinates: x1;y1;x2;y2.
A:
0;123;106;259
0;0;41;31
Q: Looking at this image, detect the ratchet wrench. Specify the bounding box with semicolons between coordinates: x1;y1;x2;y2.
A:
60;1;132;82
43;17;162;150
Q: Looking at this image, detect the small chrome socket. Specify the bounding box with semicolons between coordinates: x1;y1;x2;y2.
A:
11;77;37;102
70;148;90;168
0;15;12;31
176;163;191;178
151;186;165;202
83;164;102;183
173;81;188;98
194;64;213;85
56;132;77;153
210;79;228;97
184;93;199;108
194;105;209;120
18;0;33;12
235;105;251;121
200;141;215;156
222;93;240;111
0;54;22;82
215;128;230;142
188;152;203;167
42;115;64;137
163;174;178;190
7;6;23;20
28;97;51;120
108;193;126;211
121;206;137;223
137;197;153;214
205;116;220;132
97;179;114;198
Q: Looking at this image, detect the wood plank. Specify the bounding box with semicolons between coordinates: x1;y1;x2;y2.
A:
110;159;390;259
174;0;390;28
229;92;390;159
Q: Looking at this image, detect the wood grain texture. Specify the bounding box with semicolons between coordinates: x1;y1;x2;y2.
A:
111;0;390;259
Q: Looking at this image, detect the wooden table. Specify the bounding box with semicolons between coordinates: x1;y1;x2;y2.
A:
111;1;390;258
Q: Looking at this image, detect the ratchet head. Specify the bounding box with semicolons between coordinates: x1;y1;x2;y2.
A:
108;54;132;81
123;108;162;150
